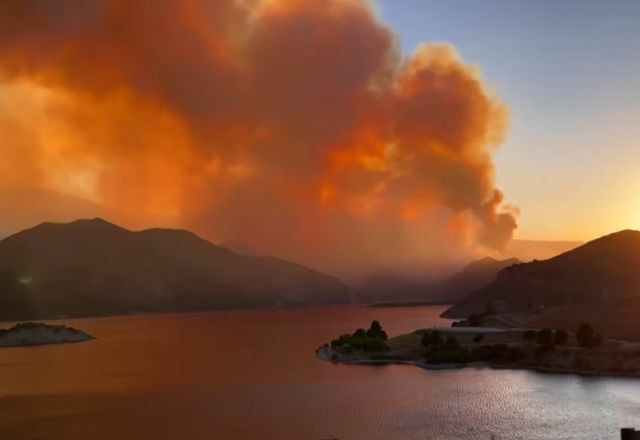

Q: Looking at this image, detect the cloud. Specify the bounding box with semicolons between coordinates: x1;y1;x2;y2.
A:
0;0;516;278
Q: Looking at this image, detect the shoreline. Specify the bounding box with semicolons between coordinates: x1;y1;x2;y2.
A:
316;345;640;378
316;345;477;371
317;324;640;379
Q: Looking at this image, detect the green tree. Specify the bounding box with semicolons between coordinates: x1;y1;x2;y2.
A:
553;329;569;346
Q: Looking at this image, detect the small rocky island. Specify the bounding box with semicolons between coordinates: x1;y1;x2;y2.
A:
0;322;94;347
318;321;640;377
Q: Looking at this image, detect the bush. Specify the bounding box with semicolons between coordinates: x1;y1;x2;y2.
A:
366;320;388;341
429;330;443;346
590;333;603;348
421;330;443;347
331;334;352;347
576;323;594;347
576;323;603;348
350;336;389;352
426;347;470;364
353;328;367;338
535;329;554;347
554;329;569;346
472;344;525;364
522;330;536;345
534;345;554;356
332;321;391;352
473;334;485;344
444;336;460;350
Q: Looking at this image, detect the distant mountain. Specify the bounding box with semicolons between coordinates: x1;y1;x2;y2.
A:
439;256;521;302
354;273;439;304
442;230;640;321
507;239;582;262
353;257;521;305
0;219;350;320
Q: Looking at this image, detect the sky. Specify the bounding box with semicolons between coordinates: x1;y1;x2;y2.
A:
379;0;640;240
0;0;639;277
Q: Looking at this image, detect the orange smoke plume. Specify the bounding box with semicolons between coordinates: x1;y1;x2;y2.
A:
0;0;516;277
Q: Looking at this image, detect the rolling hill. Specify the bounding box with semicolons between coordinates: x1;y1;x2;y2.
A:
442;230;640;339
0;218;350;320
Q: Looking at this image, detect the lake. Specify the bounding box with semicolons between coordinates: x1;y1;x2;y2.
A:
0;305;638;439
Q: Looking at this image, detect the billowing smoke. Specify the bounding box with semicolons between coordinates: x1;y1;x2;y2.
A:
0;0;516;278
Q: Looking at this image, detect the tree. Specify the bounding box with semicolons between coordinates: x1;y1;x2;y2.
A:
554;329;569;346
444;336;460;350
353;328;367;338
422;330;443;347
473;334;484;344
430;330;443;346
522;330;536;345
535;329;554;347
589;333;603;349
331;334;352;347
576;323;595;348
366;320;388;340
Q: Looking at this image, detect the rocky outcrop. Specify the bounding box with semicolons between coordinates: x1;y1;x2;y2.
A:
0;322;93;347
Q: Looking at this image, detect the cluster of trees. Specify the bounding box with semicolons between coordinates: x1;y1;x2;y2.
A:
575;323;603;348
521;323;603;349
421;330;466;350
420;330;525;365
331;320;389;353
421;330;469;363
522;328;568;348
421;330;442;347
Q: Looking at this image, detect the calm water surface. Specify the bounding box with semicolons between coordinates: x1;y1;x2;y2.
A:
0;306;638;439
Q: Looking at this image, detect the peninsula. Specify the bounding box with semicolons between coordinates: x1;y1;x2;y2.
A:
318;321;640;377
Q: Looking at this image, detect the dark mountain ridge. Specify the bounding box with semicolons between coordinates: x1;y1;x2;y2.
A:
443;229;640;319
439;256;521;302
0;218;350;320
